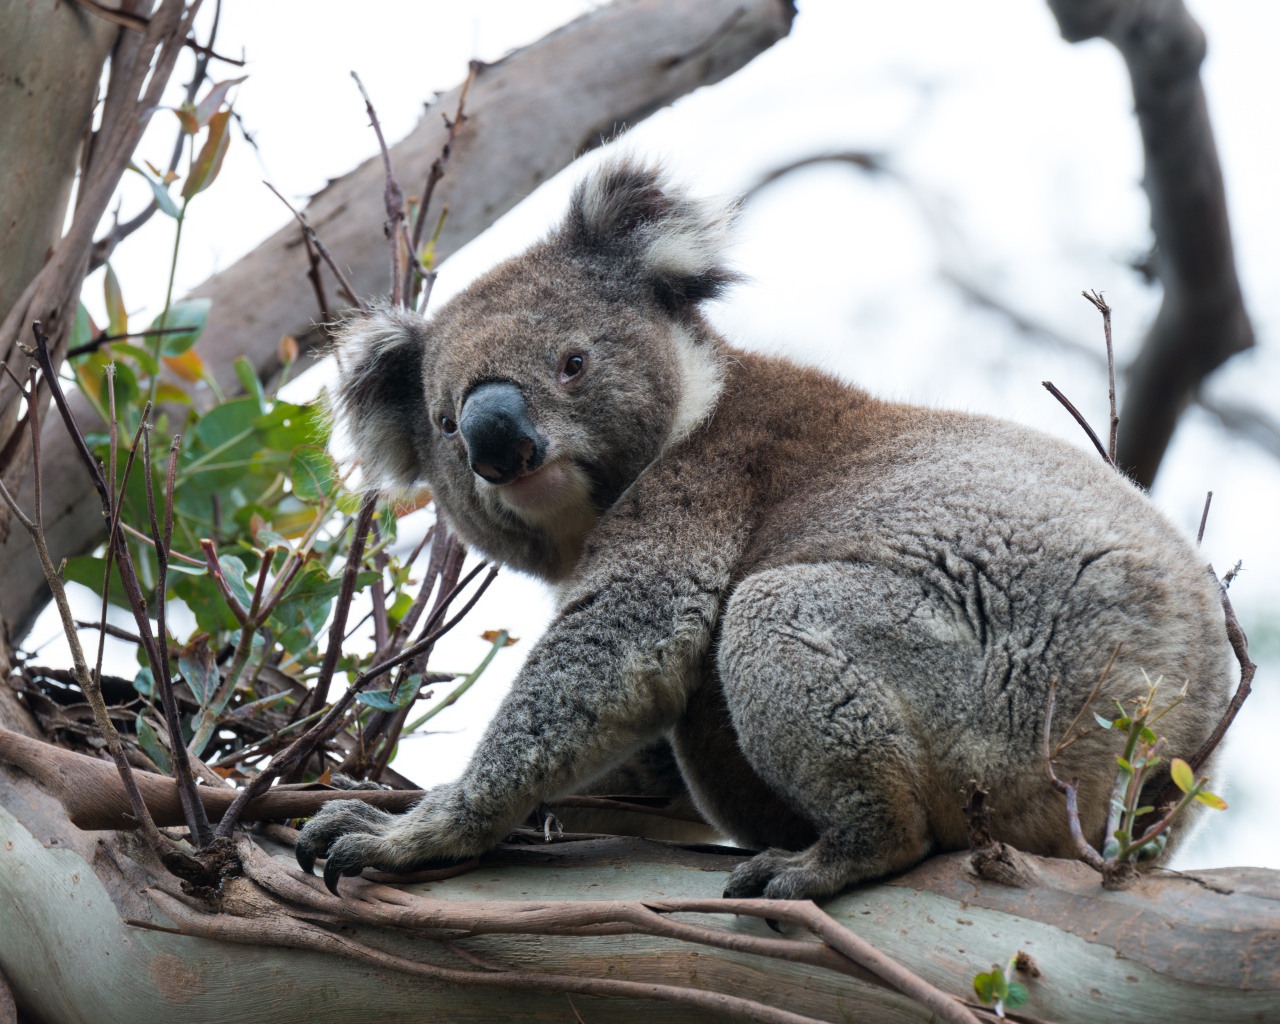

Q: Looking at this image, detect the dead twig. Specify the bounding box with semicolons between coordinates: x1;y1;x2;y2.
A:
1042;680;1108;874
1049;642;1120;758
265;182;367;312
1197;491;1213;547
1081;289;1119;465
1041;381;1111;465
351;72;406;307
1178;571;1255;778
406;63;475;306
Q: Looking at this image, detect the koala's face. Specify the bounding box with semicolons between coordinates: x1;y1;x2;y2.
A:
332;159;735;580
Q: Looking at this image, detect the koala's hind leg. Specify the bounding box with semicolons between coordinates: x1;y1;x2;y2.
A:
718;561;972;900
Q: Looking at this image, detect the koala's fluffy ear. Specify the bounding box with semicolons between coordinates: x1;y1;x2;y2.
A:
330;305;429;489
561;158;740;309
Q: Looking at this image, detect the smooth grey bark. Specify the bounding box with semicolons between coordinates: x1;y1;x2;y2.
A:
0;1;117;328
2;736;1280;1024
0;0;796;642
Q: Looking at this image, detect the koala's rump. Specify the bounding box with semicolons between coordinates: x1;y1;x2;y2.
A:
681;406;1231;858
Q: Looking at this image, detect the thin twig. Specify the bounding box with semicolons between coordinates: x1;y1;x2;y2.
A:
1042;679;1108;872
1042;381;1111;464
1197;491;1213;547
351;72;405;307
299;225;332;325
145;427;214;844
30;323;215;870
1181;571;1255;776
265;182;367;311
1082;290;1119;464
406;62;475;304
1;329;200;875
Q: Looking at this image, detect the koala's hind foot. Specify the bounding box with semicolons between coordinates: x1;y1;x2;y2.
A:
718;562;949;899
723;830;880;900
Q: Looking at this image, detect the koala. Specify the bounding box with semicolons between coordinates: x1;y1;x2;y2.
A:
296;158;1233;900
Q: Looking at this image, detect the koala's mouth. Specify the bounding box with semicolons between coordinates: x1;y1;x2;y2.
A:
491;458;591;516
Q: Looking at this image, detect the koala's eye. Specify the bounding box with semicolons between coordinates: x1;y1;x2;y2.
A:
439;414;458;435
560;354;586;384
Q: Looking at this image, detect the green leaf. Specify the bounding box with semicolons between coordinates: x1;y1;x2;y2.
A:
130;163;182;217
1004;981;1029;1009
219;554;254;611
386;591;414;625
1114;716;1132;731
289;445;337;504
133;667;155;699
173;570;243;634
147;298;210;356
69;302;97;351
1195;790;1228;811
1093;713;1113;730
1115;757;1132;772
991;967;1008;1001
194;76;247;127
135;715;173;774
1171;757;1194;794
182;107;232;199
1139;726;1158;747
235;356;265;411
104;264;128;338
178;637;220;707
972;972;995;1005
108;341;160;377
356;676;420;712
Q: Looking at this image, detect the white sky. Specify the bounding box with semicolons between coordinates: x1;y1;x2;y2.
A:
33;0;1279;870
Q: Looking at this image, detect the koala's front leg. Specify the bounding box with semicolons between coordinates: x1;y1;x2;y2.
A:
296;569;721;893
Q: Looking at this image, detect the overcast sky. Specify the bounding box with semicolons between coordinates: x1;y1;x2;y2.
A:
38;0;1279;869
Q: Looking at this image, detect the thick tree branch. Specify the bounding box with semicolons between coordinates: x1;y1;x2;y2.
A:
0;0;795;642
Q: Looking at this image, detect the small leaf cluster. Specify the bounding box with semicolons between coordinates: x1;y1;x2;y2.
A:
1093;676;1227;865
51;78;511;779
972;956;1028;1018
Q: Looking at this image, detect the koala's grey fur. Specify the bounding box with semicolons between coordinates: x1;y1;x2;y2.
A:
298;158;1233;899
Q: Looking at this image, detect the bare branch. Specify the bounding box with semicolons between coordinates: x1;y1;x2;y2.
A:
1046;0;1253;487
351;72;406;307
1042;680;1108;872
1197;490;1212;547
265;182;367;312
1082;289;1119;464
1041;381;1112;464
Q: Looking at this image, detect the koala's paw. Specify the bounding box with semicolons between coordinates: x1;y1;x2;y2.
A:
295;786;486;896
722;845;855;901
294;799;397;878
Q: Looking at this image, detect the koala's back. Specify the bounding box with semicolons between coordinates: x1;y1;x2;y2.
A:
665;350;1231;859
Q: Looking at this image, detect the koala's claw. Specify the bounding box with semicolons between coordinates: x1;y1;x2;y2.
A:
320;835;377;896
294;798;397;880
724;845;856;902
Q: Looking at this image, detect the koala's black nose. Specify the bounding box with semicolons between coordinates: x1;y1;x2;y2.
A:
459;381;545;484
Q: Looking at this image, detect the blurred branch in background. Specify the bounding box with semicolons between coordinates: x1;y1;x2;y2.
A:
0;0;796;643
1045;0;1253;487
746;0;1274;481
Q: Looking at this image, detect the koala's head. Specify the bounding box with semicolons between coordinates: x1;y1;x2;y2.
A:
331;159;738;581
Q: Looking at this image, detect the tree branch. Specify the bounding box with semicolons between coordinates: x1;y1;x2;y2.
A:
1045;0;1253;487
